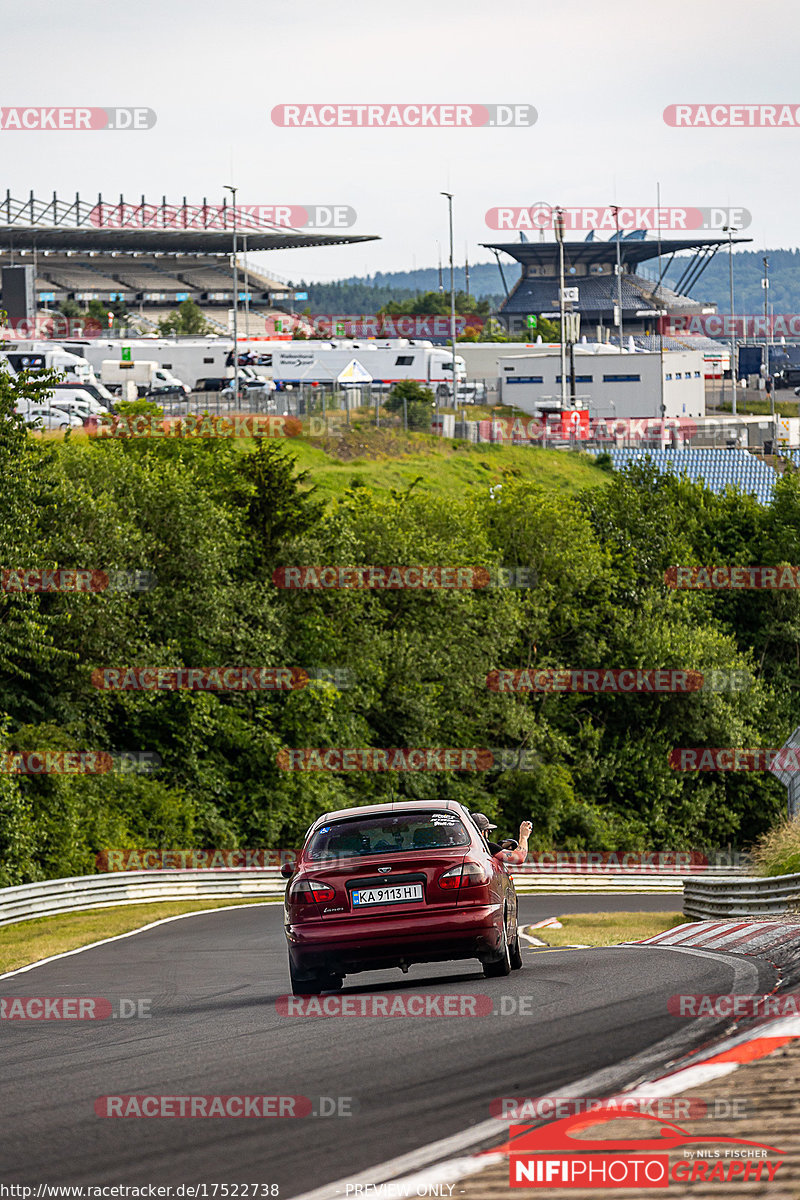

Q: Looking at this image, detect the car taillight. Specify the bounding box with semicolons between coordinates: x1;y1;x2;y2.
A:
290;878;336;904
439;862;488;889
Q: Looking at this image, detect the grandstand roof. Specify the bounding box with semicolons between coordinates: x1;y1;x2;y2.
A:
0;226;378;254
481;234;752;270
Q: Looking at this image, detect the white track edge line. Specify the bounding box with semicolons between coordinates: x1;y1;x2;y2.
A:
0;901;279;980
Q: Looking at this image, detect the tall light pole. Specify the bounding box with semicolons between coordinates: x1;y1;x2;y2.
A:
613;205;623;352
656;182;665;424
554;207;568;410
224;184;239;406
723;225;738;415
441;192;456;407
243;233;250;334
763;254;772;414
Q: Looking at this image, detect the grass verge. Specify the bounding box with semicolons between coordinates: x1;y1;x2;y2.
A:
526;910;687;948
0;898;277;975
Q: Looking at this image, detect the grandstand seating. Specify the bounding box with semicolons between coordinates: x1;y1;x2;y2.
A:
174;267;239;290
112;268;195;291
506;274;653;317
41;266;128;291
586;447;776;505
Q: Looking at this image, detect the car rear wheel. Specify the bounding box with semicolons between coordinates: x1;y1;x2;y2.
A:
510;930;523;970
483;922;512;978
289;960;343;996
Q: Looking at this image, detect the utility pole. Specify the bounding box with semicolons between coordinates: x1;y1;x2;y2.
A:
224;184;239;406
613;205;623;352
441;192;457;407
243;233;250;335
657;183;665;425
554;207;568;411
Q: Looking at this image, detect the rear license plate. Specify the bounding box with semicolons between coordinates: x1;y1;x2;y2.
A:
351;884;424;907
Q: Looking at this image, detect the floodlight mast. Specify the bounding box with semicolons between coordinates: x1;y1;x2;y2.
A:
224;184;239;406
554;207;567;410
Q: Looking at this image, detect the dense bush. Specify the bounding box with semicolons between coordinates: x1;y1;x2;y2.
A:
0;366;797;879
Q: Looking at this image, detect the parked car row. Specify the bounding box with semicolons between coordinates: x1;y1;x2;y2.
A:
16;385;112;431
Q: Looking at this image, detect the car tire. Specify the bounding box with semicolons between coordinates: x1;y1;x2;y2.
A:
289;960;343;996
509;930;523;970
483;921;512;978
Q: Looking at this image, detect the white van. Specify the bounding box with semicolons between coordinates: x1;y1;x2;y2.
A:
46;387;109;416
54;379;116;407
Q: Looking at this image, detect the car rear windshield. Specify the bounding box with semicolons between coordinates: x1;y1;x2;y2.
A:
306;811;471;859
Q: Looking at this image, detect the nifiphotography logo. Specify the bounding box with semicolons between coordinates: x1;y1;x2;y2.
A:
506;1104;784;1188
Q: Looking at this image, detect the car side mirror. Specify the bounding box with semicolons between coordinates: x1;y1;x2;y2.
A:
501;839;518;851
280;861;295;878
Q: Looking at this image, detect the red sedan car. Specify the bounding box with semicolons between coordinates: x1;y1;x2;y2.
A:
282;799;523;994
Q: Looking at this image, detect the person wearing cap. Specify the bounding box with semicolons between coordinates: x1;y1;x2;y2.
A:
472;812;532;865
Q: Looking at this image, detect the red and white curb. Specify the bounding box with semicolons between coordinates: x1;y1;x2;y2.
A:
636;919;800;956
288;921;800;1200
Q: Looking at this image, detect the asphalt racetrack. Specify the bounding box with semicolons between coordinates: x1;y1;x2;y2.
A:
0;896;777;1195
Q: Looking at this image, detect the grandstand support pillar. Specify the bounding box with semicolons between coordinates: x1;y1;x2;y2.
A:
724;224;738;415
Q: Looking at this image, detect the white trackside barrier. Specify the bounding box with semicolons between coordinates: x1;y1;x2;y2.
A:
683;871;800;919
0;869;286;928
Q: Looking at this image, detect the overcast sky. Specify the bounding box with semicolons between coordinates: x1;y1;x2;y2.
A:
3;0;796;282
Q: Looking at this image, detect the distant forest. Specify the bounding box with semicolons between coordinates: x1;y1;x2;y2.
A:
300;248;800;317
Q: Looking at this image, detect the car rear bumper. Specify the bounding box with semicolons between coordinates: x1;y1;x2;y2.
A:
286;903;504;975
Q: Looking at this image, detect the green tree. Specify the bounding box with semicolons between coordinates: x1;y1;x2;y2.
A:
384;380;434;430
157;298;211;336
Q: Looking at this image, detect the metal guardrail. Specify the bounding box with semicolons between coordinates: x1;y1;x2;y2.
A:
683;872;800;919
0;864;745;928
0;869;286;929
